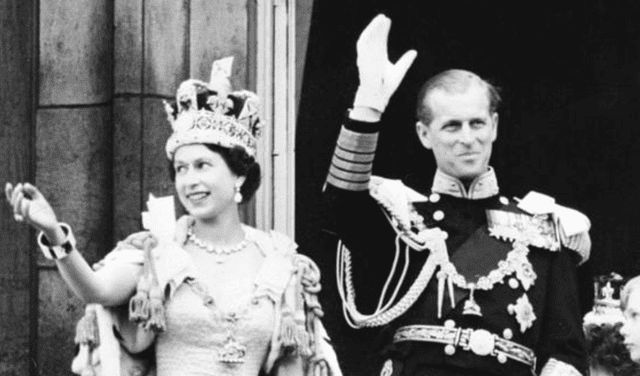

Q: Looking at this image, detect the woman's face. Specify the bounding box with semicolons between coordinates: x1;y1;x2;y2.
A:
621;288;640;364
173;144;244;221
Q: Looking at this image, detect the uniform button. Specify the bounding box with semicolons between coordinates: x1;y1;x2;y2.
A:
509;278;519;289
444;344;456;356
429;193;441;203
444;319;456;328
433;210;445;221
503;328;513;340
500;196;509;205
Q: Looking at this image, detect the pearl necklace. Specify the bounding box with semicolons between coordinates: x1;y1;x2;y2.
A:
186;225;248;263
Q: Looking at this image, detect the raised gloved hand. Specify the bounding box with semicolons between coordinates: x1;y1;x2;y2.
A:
353;14;418;114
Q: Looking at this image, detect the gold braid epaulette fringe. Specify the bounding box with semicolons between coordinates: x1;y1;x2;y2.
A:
339;239;444;328
337;177;443;328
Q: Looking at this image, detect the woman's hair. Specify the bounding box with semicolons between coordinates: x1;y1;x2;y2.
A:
585;322;640;376
168;143;261;203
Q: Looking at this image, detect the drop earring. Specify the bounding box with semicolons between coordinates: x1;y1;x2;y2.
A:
234;183;243;203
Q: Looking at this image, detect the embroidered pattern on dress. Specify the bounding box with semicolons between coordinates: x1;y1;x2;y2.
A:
184;277;263;365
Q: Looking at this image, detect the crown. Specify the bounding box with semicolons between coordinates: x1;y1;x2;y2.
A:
164;56;262;160
583;272;625;328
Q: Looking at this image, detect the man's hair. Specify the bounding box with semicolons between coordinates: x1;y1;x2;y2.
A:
621;275;640;311
415;69;502;125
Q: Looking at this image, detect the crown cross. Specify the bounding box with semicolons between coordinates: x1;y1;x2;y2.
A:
601;282;615;301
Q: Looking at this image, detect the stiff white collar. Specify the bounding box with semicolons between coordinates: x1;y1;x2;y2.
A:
431;167;499;200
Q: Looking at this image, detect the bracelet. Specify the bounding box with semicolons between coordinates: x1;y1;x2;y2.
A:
37;223;77;260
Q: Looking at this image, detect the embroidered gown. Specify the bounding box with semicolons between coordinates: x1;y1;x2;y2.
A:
71;217;340;376
155;256;276;375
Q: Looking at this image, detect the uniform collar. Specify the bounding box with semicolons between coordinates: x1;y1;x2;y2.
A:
431;167;499;200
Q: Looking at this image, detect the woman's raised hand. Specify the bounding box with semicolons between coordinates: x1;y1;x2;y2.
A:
5;182;63;243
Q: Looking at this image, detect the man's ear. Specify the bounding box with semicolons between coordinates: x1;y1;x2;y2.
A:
416;121;433;149
490;112;499;142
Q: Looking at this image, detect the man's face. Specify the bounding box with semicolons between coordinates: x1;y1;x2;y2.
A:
621;288;640;364
416;84;498;181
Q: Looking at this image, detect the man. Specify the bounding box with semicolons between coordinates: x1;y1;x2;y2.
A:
620;275;640;365
324;14;592;376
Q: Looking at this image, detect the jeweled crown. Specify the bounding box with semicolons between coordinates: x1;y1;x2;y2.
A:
164;56;262;160
583;272;625;328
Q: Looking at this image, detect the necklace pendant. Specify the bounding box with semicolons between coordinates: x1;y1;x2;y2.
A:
463;299;482;317
217;336;247;364
463;286;483;317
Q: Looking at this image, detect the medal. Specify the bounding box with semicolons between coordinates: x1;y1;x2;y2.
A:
462;285;482;316
507;293;536;333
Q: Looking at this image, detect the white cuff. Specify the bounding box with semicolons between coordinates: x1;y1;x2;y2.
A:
37;223;77;260
353;86;387;113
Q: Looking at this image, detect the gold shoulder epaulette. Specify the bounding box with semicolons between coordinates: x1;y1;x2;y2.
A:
368;176;440;251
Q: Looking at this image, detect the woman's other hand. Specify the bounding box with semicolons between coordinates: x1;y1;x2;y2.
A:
5;182;66;244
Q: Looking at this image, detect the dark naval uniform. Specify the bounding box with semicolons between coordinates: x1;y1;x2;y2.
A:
324;118;591;376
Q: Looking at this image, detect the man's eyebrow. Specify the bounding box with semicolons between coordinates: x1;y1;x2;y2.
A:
442;119;462;127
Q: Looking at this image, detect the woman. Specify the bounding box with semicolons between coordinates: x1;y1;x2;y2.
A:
5;57;341;376
583;273;640;376
621;276;640;367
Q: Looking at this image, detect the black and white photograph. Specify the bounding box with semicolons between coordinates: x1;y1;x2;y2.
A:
1;1;640;375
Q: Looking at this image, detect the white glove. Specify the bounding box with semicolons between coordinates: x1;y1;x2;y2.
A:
353;14;417;113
